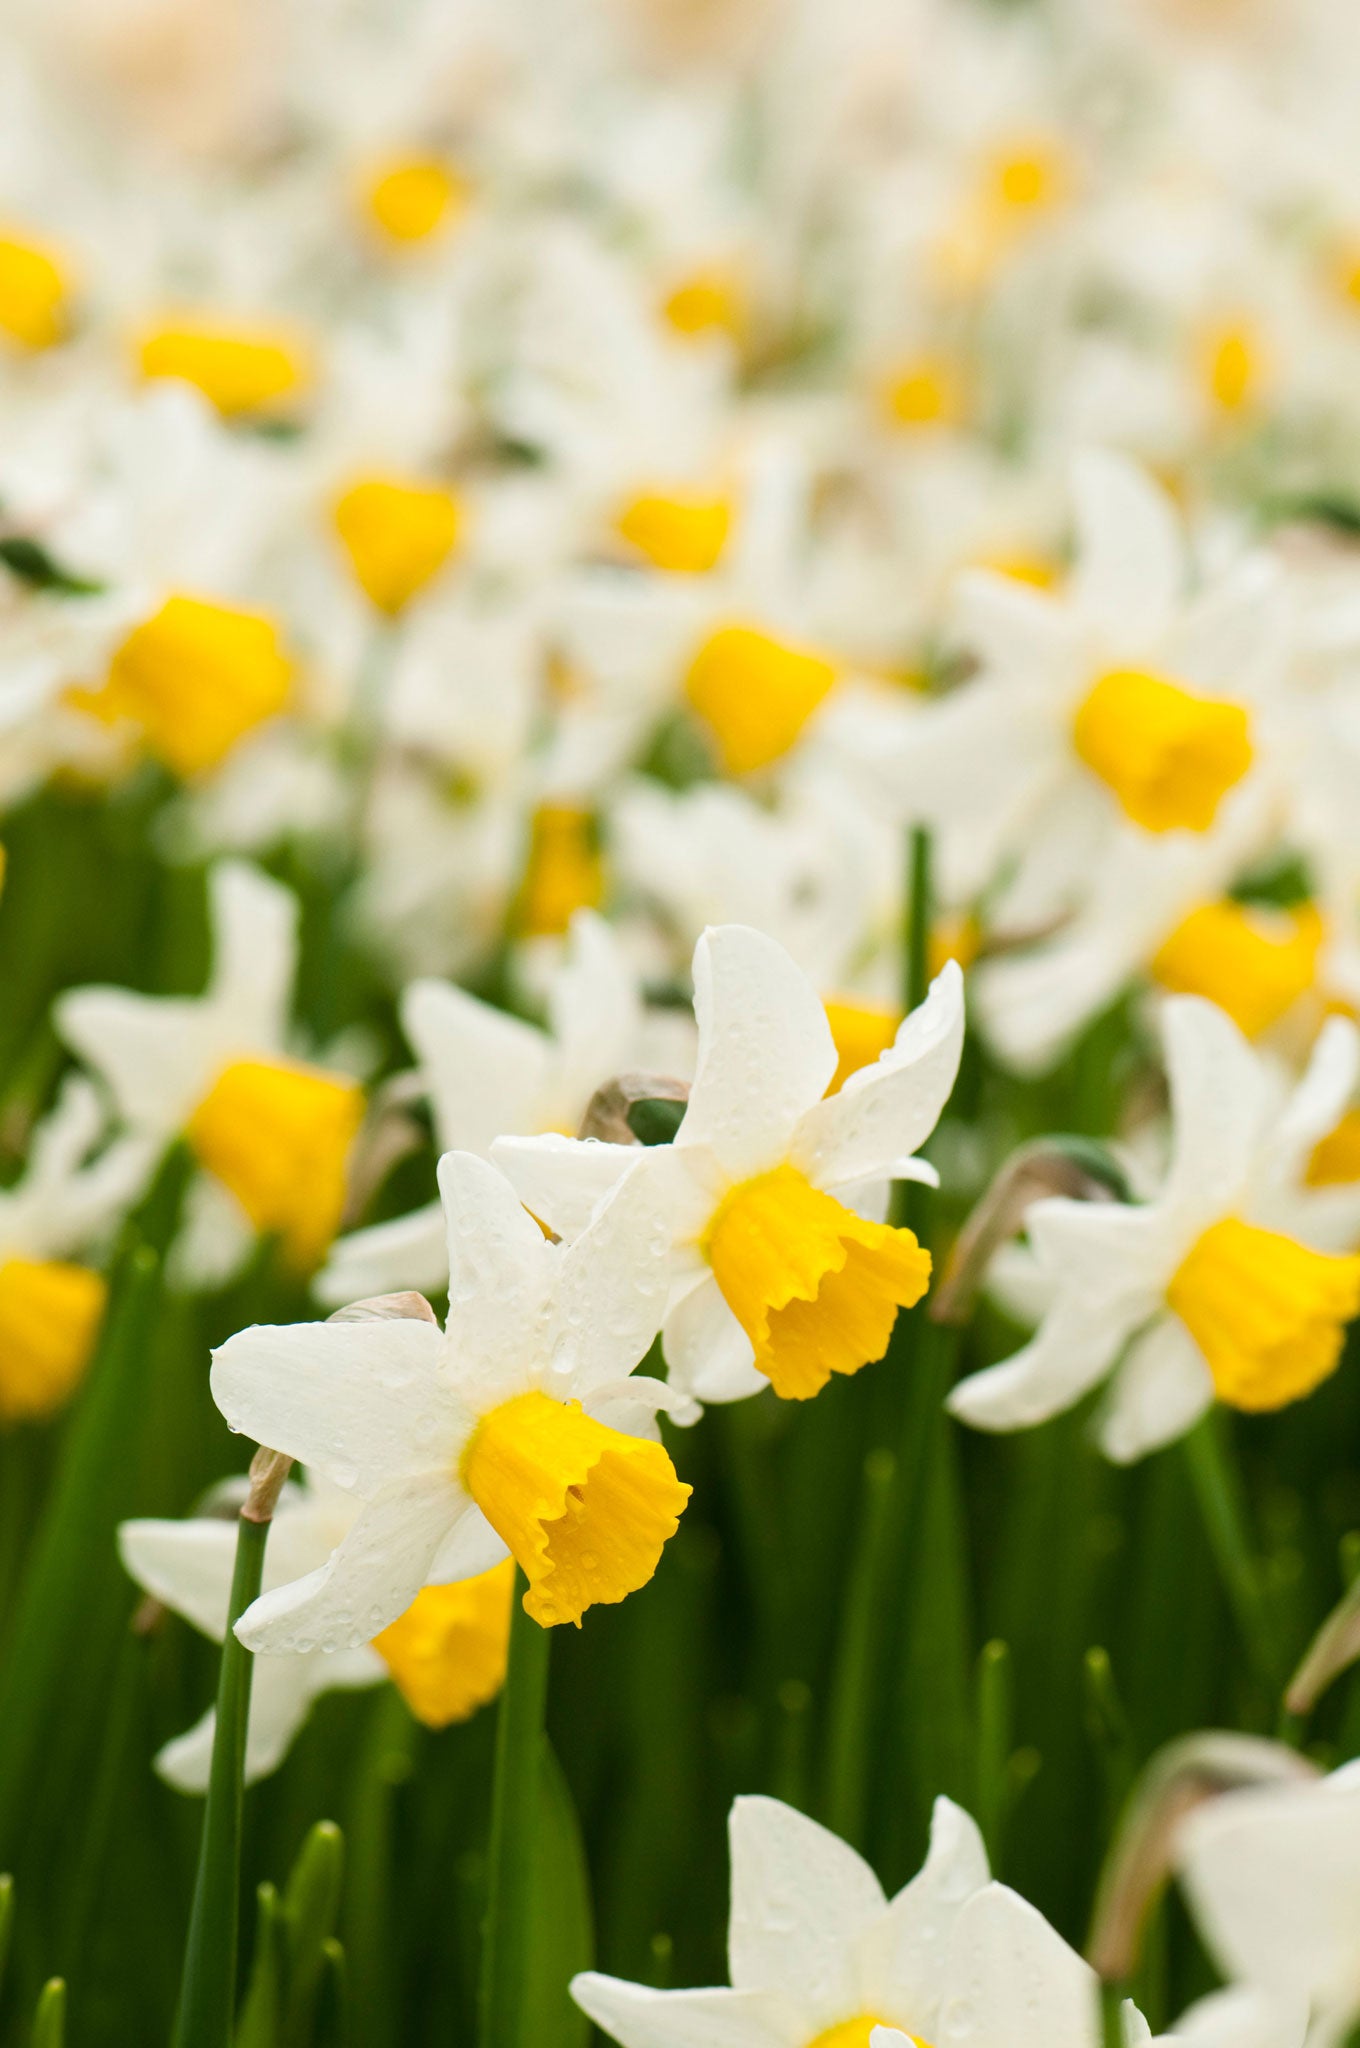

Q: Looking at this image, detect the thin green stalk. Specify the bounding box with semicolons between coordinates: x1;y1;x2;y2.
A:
974;1640;1012;1866
31;1977;65;2048
1182;1412;1277;1686
171;1512;271;2048
905;824;932;1014
479;1573;551;2048
822;1450;898;1847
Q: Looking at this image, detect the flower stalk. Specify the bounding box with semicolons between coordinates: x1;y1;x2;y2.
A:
479;1571;552;2048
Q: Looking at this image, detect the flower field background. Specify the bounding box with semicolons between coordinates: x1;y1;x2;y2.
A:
2;2;1360;2045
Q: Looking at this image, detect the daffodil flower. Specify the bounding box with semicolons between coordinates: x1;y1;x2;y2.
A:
0;1075;151;1421
1176;1761;1360;2048
318;909;692;1306
119;1470;514;1788
56;860;363;1278
950;997;1360;1462
839;451;1283;930
212;1150;690;1642
495;925;964;1406
573;1792;1106;2048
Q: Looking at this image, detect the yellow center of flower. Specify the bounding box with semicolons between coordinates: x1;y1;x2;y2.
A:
0;233;70;350
1200;320;1267;415
807;2017;928;2048
1071;668;1253;833
685;623;838;777
97;595;293;779
137;318;312;417
333;475;464;615
373;1560;515;1726
0;1258;107;1424
702;1164;931;1401
1151;900;1323;1038
881;355;966;429
186;1057;364;1269
460;1391;691;1628
1307;1110;1360;1189
515;804;605;938
661;267;745;340
616;491;731;574
989;144;1069;214
1166;1216;1360;1412
972;550;1059;591
363;157;469;244
823;998;902;1094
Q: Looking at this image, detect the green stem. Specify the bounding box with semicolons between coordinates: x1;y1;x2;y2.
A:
973;1640;1013;1866
1182;1411;1276;1686
905;824;933;1014
479;1574;551;2048
172;1513;270;2048
822;1450;898;1847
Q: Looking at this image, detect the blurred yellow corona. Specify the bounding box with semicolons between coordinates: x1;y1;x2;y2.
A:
1167;1217;1360;1410
334;475;464;614
363;157;468;244
138;318;312;416
1072;668;1252;832
0;1258;106;1423
374;1562;515;1725
1151;900;1322;1036
100;596;292;778
685;624;837;776
823;998;901;1093
616;491;731;573
187;1057;363;1269
0;231;70;349
516;805;604;936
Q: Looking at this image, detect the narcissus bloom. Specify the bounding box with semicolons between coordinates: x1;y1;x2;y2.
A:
950;997;1360;1462
1176;1762;1360;2048
119;1472;514;1787
495;925;964;1406
574;1792;1105;2048
0;1076;150;1422
319;909;689;1306
56;861;363;1275
839;452;1281;930
213;1151;689;1643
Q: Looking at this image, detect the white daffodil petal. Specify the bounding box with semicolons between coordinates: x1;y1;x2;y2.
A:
548;1157;672;1392
948;1294;1145;1433
1099;1316;1214;1465
548;909;643;1107
210;1317;454;1494
1265;1016;1360;1191
683;927;837;1178
1160;998;1270;1226
727;1794;886;2014
402;978;549;1156
792;961;964;1191
235;1473;462;1653
662;1279;764;1406
1165;1986;1309;2048
936;1883;1098;2048
427;1505;510;1585
570;1975;797;2048
491;1133;639;1243
437;1151;556;1391
155;1708;219;1796
118;1517;239;1640
1070;449;1183;648
861;1797;991;2028
1177;1776;1360;2012
54;986;220;1137
314;1200;450;1309
207;860;298;1051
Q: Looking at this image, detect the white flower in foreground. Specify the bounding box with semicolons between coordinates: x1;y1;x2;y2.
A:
212;1151;688;1643
55;860;363;1275
120;1471;514;1789
573;1792;1103;2048
495;925;964;1407
950;997;1360;1462
317;909;688;1306
840;450;1282;926
0;1075;152;1421
1176;1761;1360;2048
